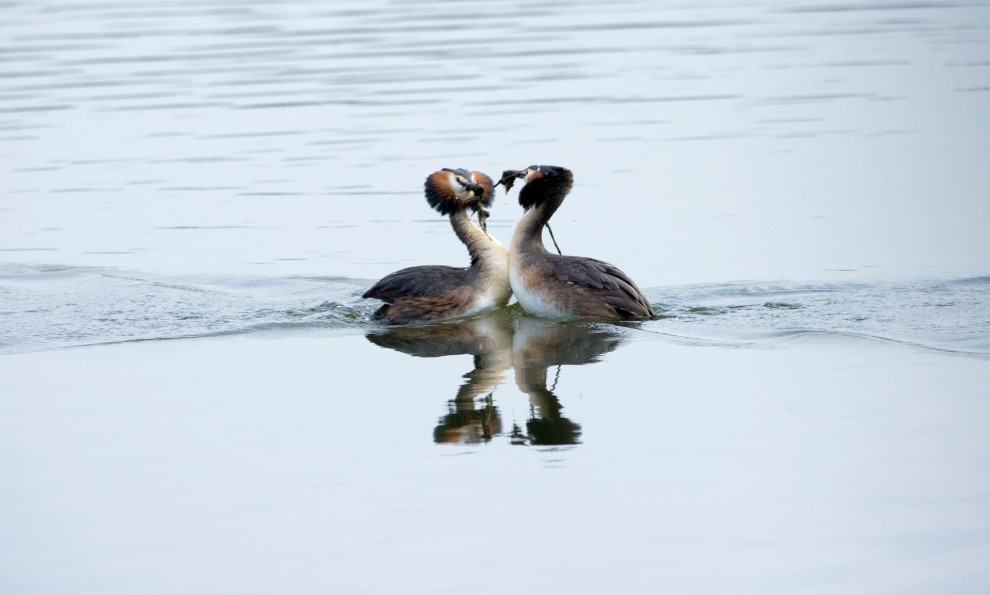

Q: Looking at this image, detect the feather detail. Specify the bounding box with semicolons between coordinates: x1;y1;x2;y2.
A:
518;165;573;211
424;170;462;216
472;171;495;209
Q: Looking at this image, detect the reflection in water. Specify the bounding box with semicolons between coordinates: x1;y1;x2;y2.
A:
511;318;622;445
368;317;513;444
366;312;624;446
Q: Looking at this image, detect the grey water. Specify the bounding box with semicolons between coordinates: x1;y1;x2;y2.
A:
3;0;990;593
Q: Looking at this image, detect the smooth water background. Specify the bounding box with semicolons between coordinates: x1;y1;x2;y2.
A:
2;1;990;593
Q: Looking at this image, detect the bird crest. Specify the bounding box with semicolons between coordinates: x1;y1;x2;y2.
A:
425;168;494;215
497;165;574;210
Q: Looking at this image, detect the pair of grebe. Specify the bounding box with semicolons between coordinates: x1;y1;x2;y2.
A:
363;165;654;323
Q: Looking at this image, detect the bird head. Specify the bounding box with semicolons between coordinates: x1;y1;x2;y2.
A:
424;168;495;216
495;165;573;210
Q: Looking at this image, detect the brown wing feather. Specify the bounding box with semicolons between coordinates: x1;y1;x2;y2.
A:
363;265;469;302
549;255;655;320
370;291;474;325
363;265;478;324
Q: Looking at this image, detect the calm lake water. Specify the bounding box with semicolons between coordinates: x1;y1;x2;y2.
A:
2;0;990;593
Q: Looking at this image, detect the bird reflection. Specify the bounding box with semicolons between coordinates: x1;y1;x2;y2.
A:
366;311;624;446
368;317;512;444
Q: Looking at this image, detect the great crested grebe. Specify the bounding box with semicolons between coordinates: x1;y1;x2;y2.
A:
498;165;655;321
362;168;511;324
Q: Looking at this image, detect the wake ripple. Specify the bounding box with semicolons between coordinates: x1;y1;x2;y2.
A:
646;277;990;356
2;266;988;356
0;265;376;354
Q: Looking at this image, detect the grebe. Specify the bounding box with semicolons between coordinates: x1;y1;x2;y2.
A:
498;165;655;321
363;168;511;324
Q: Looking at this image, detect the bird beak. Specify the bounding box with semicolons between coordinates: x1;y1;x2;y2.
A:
494;169;527;193
467;182;485;199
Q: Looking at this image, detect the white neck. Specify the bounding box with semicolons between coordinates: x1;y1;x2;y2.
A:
451;209;507;271
510;207;548;257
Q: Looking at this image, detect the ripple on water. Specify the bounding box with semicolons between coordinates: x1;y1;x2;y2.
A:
1;265;988;357
0;265;374;354
647;279;990;356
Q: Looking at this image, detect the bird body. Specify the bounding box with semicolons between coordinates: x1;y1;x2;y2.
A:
363;169;510;324
502;165;655;321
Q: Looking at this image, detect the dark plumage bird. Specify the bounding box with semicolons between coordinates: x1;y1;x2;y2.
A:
363;168;511;324
498;165;655;321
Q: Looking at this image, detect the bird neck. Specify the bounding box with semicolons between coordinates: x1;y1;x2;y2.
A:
510;204;554;255
449;209;506;269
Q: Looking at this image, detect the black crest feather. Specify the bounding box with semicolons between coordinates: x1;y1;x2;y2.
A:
518;165;574;210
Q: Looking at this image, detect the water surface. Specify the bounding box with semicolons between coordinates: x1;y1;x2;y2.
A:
2;0;990;593
3;0;989;284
